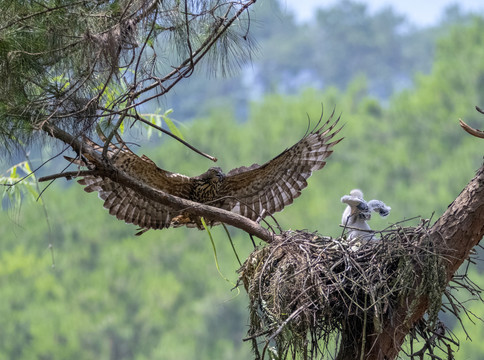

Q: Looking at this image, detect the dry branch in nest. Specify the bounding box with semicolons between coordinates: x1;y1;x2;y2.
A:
238;220;482;360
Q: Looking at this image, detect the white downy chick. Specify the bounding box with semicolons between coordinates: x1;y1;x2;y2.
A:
341;189;391;241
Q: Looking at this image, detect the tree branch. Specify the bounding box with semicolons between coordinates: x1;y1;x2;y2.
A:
431;163;484;276
38;170;102;182
40;122;276;243
130;113;217;162
459;119;484;138
358;160;484;360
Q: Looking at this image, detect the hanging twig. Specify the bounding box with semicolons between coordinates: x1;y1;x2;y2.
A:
132;113;217;162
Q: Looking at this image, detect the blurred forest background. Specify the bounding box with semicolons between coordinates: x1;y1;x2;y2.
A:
2;0;484;358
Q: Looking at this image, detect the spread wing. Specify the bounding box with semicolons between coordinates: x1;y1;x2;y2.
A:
79;175;176;233
217;112;343;220
367;200;391;217
69;131;194;234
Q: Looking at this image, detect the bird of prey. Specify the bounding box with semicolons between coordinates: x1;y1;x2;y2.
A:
67;113;342;234
341;189;391;241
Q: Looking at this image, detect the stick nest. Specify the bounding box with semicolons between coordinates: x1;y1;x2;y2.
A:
238;220;477;359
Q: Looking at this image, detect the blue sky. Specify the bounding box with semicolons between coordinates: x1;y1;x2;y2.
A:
285;0;484;25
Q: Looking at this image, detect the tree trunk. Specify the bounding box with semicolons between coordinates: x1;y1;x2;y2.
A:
336;162;484;360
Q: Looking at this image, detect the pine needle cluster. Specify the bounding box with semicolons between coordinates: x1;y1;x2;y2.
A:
0;0;256;154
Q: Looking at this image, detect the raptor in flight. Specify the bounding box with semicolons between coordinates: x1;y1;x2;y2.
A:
67;113;343;234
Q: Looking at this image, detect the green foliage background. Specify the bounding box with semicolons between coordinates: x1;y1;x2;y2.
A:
2;5;484;360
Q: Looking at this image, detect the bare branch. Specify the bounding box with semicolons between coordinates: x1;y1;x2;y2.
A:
38;170;103;182
459;105;484;138
459;119;484;138
131;113;217;162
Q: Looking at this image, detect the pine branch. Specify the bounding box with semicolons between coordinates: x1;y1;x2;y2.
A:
1;0;257;152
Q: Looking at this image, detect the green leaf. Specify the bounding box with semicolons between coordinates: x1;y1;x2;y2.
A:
162;110;184;141
0;161;40;210
24;183;41;203
10;165;17;179
201;217;239;292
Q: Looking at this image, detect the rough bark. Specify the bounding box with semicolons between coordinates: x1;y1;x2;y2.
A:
336;162;484;360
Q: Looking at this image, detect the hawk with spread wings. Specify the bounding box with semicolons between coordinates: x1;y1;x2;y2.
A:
67;113;342;234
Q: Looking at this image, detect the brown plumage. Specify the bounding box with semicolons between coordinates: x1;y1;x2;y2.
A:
68;112;343;234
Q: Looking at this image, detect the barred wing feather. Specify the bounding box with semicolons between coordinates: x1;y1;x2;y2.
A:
218;113;343;220
79;176;175;231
